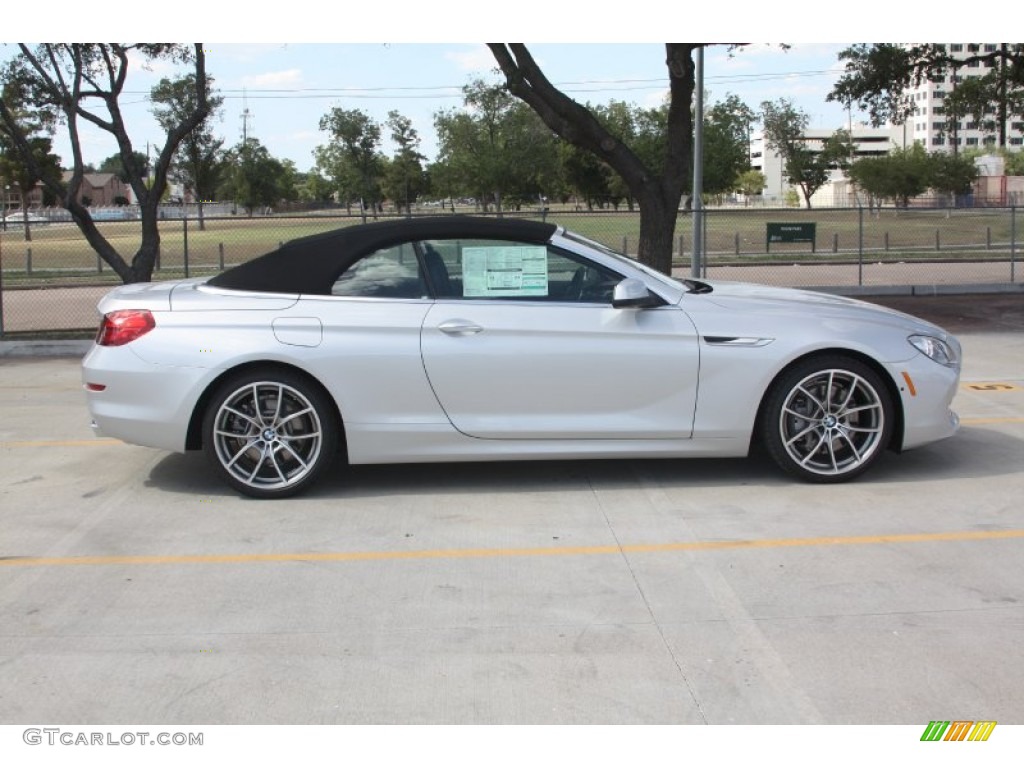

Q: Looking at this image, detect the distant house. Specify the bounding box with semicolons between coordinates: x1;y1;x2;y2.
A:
2;182;45;211
61;171;129;207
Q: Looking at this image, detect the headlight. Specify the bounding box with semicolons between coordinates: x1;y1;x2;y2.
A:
908;334;959;367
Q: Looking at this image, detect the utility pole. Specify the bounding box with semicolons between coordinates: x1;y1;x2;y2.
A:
692;45;704;278
241;88;253;144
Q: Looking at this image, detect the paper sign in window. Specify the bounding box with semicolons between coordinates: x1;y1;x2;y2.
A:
462;246;548;297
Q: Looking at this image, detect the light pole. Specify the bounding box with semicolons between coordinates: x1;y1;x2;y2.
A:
692;45;704;278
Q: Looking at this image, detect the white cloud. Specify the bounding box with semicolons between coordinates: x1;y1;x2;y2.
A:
124;48;180;78
444;45;496;73
642;89;670;109
241;69;304;88
212;44;287;63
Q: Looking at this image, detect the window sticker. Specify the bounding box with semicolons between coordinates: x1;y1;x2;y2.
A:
462;246;548;297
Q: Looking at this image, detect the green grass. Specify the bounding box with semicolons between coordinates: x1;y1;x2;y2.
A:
1;208;1019;288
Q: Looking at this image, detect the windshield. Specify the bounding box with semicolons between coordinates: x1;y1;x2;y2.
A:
560;230;685;293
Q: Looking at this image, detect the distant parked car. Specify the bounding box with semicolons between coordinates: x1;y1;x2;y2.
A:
82;216;962;498
2;212;50;227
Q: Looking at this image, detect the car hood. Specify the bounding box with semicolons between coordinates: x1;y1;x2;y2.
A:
685;280;952;338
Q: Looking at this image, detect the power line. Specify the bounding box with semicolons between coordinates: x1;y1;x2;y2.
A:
111;67;847;103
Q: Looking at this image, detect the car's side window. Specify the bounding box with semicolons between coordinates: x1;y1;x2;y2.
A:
420;238;621;303
331;243;427;299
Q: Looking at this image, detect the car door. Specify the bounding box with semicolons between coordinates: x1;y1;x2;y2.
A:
419;238;700;440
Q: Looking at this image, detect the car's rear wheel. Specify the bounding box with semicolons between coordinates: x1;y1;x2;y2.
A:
761;356;893;482
203;369;338;498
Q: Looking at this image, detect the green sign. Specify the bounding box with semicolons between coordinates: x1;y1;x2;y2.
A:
767;222;816;252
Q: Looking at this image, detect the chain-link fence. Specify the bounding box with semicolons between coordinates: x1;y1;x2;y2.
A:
0;206;1019;335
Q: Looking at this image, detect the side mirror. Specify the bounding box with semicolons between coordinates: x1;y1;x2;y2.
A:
612;278;661;309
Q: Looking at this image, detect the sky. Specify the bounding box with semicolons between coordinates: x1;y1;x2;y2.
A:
2;43;855;173
3;3;950;174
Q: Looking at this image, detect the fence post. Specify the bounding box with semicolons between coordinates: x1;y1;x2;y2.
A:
622;236;628;256
735;232;740;256
0;230;5;337
987;226;991;250
858;206;864;287
97;253;102;274
703;213;709;277
1012;206;1017;283
884;232;889;251
26;247;32;275
935;229;940;251
219;242;225;271
833;233;838;253
183;215;190;279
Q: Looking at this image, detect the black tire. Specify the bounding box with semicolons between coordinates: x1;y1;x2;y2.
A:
202;368;339;498
760;355;893;483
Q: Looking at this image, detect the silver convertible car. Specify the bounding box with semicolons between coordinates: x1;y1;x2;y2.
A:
82;216;962;498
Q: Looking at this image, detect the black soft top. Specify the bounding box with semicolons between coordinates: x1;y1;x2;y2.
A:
205;216;559;295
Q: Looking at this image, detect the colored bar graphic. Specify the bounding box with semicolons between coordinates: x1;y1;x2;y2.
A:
921;720;996;742
945;721;973;741
968;722;997;741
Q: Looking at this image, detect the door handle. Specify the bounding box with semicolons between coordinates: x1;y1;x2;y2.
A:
438;320;483;336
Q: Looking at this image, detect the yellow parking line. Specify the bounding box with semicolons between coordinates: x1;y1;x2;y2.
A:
960;417;1024;425
0;438;122;448
2;529;1022;569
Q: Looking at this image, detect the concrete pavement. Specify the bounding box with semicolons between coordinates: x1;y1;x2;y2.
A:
0;312;1022;724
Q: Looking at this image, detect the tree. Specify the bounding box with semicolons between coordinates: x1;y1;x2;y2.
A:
489;43;701;274
0;76;62;240
433;79;558;213
382;110;427;214
316;107;385;219
927;151;979;204
828;43;1024;149
0;44;210;283
220;138;288;216
97;151;150;184
703;94;756;196
151;74;226;230
734;169;766;201
0;135;62;239
297;170;335;204
847;144;932;208
760;99;833;208
559;140;613;209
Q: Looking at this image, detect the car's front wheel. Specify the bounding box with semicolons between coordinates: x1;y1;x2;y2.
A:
202;369;339;498
761;356;893;482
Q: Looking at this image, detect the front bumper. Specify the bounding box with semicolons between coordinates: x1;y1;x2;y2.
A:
890;353;961;451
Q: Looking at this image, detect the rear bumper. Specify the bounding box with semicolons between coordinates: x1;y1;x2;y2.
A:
82;344;211;453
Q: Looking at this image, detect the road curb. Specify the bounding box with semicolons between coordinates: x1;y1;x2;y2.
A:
0;340;92;358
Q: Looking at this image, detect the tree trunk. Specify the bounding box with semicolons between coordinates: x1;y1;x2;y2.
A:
636;191;677;276
487;43;696;275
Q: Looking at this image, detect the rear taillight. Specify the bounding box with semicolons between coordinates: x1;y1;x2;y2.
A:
96;309;156;346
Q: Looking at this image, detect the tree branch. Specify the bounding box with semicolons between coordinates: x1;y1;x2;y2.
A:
488;43;650;192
